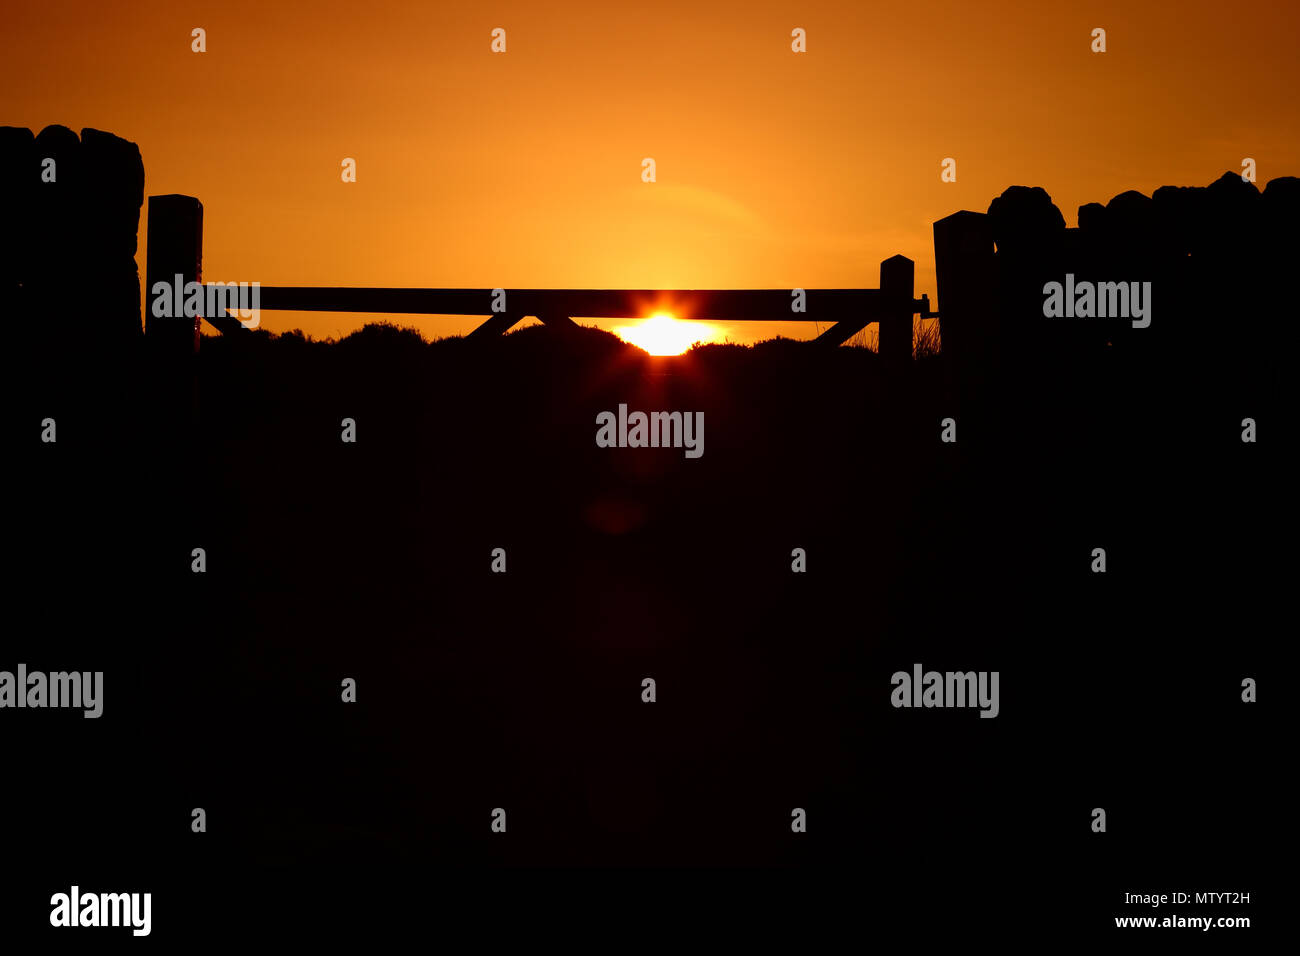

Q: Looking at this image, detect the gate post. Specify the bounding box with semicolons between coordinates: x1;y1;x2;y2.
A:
933;211;995;387
145;194;203;356
878;254;914;367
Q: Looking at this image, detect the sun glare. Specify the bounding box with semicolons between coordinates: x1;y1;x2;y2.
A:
614;313;718;355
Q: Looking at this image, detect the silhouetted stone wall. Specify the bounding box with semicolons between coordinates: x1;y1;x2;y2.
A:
936;172;1298;390
0;124;144;350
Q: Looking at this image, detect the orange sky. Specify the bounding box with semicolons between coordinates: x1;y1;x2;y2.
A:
5;0;1298;343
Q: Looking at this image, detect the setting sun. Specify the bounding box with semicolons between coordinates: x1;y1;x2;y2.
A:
614;313;721;355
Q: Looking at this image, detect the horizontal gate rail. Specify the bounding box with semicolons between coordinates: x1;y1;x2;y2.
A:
146;194;936;359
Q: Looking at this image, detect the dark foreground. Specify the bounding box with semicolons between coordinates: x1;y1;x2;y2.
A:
4;321;1279;939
